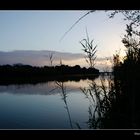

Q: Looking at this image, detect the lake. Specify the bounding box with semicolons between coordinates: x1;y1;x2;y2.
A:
0;75;111;129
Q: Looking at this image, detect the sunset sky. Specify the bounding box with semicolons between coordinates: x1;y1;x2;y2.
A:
0;10;129;70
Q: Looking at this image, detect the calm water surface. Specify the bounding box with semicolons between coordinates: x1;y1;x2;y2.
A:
0;76;109;129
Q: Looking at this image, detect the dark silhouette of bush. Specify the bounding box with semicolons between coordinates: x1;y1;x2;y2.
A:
100;21;140;129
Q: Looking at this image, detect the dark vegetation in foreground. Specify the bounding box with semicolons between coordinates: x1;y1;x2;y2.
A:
0;64;99;85
109;16;140;128
80;11;140;129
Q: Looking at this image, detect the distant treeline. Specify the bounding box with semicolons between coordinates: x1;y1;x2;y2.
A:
0;64;99;84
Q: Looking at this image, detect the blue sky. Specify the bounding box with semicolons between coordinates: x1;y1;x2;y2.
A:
0;10;128;58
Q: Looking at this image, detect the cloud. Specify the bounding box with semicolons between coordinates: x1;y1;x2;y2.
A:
0;50;112;71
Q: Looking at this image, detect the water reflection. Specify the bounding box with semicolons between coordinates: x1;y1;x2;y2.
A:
0;73;138;129
0;80;91;96
0;78;100;129
1;74;123;129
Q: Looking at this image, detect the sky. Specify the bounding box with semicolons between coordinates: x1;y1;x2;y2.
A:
0;10;129;70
